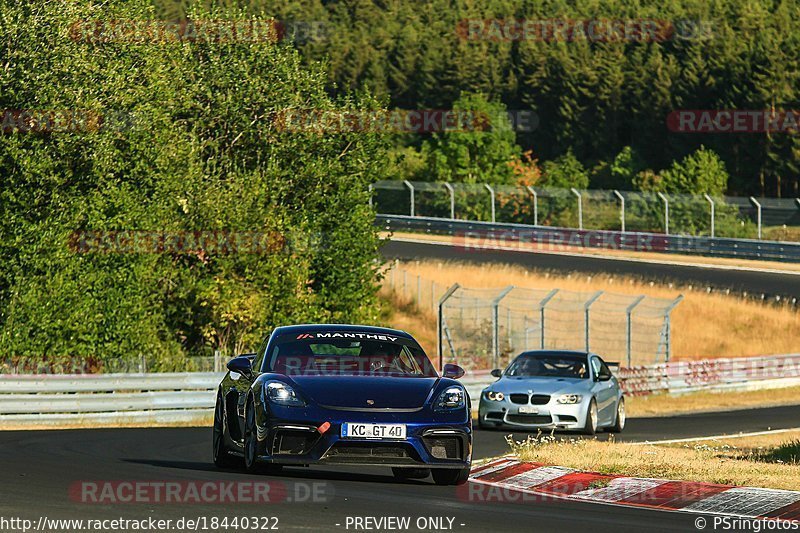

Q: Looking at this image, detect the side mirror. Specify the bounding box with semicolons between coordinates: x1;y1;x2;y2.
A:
490;368;503;378
597;373;612;382
443;363;465;380
227;356;253;377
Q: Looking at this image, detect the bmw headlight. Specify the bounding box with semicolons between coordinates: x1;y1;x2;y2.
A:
265;382;305;407
435;386;466;411
484;391;505;402
556;394;583;404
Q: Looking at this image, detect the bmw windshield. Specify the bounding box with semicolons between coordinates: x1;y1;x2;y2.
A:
505;353;589;379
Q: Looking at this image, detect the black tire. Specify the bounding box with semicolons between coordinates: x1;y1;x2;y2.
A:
213;393;238;468
431;467;470;486
582;398;598;435
392;467;430;480
608;397;626;433
243;396;261;473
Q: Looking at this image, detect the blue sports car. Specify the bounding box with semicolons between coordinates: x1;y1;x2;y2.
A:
213;324;472;485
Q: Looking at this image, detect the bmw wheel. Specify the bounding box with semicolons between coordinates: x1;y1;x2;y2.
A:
609;397;626;433
213;393;237;468
582;398;598;435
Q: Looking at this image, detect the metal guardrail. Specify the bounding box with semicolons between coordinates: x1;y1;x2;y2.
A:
0;372;222;428
1;356;797;428
377;214;800;263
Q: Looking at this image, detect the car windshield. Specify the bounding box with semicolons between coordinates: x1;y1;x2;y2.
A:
267;333;438;377
505;353;588;379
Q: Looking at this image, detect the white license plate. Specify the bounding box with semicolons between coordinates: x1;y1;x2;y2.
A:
341;423;407;439
518;406;539;414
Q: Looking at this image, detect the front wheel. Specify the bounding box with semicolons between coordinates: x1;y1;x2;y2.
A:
582;398;598;435
432;467;470;486
608;397;626;433
243;396;261;473
213;394;238;468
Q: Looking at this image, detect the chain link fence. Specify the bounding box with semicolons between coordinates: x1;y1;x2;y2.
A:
385;264;682;371
373;180;800;241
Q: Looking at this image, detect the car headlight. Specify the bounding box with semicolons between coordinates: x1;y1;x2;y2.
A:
484;391;505;402
265;382;305;407
555;394;583;404
435;386;466;411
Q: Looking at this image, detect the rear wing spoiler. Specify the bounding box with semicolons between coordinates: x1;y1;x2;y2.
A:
606;362;620;370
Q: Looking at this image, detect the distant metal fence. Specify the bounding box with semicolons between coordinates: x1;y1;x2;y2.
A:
372;180;800;244
385;264;682;369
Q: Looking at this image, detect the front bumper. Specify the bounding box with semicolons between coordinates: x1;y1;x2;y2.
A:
254;404;471;469
478;395;588;430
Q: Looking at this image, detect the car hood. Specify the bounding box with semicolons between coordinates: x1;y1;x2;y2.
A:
487;376;591;395
288;375;440;409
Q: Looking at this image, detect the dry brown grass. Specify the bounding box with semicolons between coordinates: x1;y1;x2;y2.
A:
511;432;800;490
626;386;800;417
387;259;800;360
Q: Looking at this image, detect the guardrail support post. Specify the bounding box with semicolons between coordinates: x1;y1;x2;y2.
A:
584;291;603;352
704;193;715;237
444;182;455;219
750;197;762;239
538;289;559;350
613;190;625;232
491;286;514;369
657;192;670;235
484;184;496;223
571;188;583;230
625;295;646;367
663;295;684;362
403;180;415;217
437;283;460;371
526;186;538;226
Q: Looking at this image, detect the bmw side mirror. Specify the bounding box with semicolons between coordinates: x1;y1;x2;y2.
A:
227;356;253;377
597;373;612;382
442;363;465;380
490;368;502;378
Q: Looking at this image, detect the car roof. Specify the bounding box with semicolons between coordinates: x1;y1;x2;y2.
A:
516;350;591;359
272;324;415;340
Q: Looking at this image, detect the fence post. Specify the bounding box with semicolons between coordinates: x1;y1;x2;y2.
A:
571;188;583;230
625;295;645;367
491;287;514;369
704;193;715;237
583;291;603;352
750;197;762;239
657;192;670;234
538;289;559;350
444;182;455;219
403;180;415;217
484;184;496;223
437;284;460;371
664;295;684;362
526;186;538;226
214;350;221;373
613;190;625;232
368;184;373;209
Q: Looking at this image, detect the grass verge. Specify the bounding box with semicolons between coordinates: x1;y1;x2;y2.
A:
510;431;800;491
626;386;800;417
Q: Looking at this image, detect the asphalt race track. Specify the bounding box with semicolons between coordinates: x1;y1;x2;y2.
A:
382;239;800;300
2;405;798;533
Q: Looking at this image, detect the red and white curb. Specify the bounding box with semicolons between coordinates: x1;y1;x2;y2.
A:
467;457;800;522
